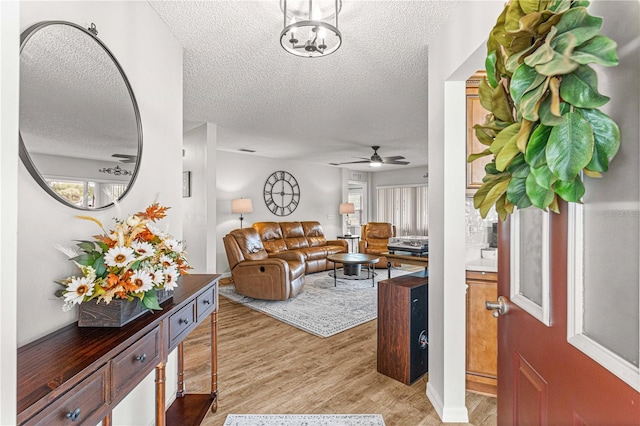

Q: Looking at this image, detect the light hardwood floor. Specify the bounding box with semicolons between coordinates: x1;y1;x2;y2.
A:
182;295;497;426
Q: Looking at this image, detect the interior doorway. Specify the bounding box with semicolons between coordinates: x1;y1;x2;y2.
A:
347;181;366;236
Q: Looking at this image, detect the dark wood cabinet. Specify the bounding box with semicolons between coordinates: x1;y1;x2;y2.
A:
17;274;220;426
377;271;428;385
465;270;498;396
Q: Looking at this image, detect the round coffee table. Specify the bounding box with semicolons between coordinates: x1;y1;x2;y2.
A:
327;253;381;287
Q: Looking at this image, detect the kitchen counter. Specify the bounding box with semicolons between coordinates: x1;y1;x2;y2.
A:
465;257;497;273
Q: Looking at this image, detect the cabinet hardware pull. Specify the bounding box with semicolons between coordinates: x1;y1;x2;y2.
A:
179;318;189;325
203;299;211;305
66;408;81;422
135;353;147;363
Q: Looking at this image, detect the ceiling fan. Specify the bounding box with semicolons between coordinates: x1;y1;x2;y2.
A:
112;154;137;164
335;146;410;167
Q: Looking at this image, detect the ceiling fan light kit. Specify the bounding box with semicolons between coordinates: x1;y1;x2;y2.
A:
280;0;342;58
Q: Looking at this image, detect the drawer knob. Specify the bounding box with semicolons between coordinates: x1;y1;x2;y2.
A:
135;353;147;363
202;299;211;305
178;318;190;325
66;408;81;422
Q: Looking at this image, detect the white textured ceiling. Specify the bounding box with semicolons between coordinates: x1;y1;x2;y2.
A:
149;0;458;171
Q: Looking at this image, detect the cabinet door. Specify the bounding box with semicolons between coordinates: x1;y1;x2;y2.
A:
466;87;491;189
466;273;498;395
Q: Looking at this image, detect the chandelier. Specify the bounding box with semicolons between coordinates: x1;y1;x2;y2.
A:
280;0;342;58
98;165;132;176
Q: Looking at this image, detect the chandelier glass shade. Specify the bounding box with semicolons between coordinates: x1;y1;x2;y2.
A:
280;0;342;58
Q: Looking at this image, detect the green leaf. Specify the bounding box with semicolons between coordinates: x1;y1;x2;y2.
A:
524;31;556;68
560;65;610;108
71;253;94;266
480;178;511;218
554;176;586;202
478;78;494;111
520;0;542;14
468;149;493;162
534;50;580;76
539;97;570;126
93;256;107;278
525;123;552;168
572;35;618;67
549;0;571;13
496;131;521;171
474;124;495;146
485;161;499;175
530;164;557;189
506;177;533;208
75;240;96;253
485;51;498;88
526;172;556;209
553;7;603;51
546;111;594;181
519;76;549;121
506;154;530;178
96;241;108;252
580;108;621;172
505;1;527;33
490;122;521;155
510;64;543;105
492;83;514;122
506;48;529;74
142;291;162;311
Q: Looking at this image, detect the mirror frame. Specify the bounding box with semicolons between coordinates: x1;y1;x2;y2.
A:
19;20;143;211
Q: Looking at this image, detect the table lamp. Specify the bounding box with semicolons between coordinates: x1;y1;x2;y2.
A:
339;202;355;236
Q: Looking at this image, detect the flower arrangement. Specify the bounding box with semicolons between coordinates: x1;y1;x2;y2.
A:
56;203;190;312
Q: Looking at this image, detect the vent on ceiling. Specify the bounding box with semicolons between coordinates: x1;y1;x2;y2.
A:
239;148;256;153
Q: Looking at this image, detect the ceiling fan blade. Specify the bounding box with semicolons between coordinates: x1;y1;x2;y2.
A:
384;160;410;165
338;160;372;165
381;155;406;161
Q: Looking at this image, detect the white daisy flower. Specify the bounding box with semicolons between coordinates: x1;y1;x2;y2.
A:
159;255;175;268
164;239;183;253
63;276;95;305
104;246;136;267
163;266;179;291
148;269;165;285
131;241;156;259
130;270;154;293
146;223;166;239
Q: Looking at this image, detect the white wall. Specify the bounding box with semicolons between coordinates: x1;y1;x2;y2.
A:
427;1;504;422
0;1;20;423
216;150;344;274
17;2;183;424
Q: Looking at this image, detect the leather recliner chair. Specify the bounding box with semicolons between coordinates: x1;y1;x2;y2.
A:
358;222;397;268
223;228;305;300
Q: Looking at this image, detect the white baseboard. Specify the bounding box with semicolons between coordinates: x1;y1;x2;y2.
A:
426;382;470;423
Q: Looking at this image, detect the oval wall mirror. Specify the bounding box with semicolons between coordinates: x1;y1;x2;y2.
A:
19;21;142;210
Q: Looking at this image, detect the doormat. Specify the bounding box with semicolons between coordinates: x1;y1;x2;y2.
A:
223;414;386;426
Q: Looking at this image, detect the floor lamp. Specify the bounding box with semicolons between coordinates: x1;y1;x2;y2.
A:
232;198;253;228
339;202;355;236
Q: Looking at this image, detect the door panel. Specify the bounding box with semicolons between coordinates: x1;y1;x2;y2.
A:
497;206;640;425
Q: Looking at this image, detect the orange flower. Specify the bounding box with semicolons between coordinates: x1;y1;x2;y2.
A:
105;273;120;289
94;234;117;248
136;229;156;242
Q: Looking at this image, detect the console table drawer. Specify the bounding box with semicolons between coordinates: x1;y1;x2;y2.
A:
23;365;109;426
111;326;161;400
196;286;216;322
169;300;196;348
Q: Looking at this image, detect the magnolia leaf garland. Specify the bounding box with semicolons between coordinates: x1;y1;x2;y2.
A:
469;0;620;220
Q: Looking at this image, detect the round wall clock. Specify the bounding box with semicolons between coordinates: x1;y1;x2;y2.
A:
263;170;300;216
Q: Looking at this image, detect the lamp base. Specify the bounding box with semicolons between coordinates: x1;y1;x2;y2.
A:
344;230;352;236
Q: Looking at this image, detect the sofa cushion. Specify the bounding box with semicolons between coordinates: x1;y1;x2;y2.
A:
253;222;287;253
230;228;268;260
280;222;309;250
300;246;327;261
302;221;327;247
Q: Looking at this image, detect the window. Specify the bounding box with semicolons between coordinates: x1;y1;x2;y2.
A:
376;185;428;236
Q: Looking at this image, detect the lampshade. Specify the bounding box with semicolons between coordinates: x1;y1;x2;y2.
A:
232;198;253;214
280;0;342;58
339;202;355;215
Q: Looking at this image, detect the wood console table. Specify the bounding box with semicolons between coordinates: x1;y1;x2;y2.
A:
17;274;220;426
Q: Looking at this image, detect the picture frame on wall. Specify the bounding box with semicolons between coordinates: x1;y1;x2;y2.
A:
182;171;191;198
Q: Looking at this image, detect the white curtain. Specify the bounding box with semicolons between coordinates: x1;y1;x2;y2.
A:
376;185;428;236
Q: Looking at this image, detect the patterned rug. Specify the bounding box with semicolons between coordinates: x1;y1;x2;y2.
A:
223;414;386;426
219;266;421;338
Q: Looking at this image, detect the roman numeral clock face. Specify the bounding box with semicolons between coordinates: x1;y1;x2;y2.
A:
263;171;300;216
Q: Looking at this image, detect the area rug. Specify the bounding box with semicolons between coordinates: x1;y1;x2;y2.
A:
223;414;386;426
219;266;421;338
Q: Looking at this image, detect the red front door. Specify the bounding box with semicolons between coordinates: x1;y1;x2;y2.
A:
495;205;640;425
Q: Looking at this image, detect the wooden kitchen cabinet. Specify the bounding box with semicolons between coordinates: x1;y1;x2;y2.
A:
466;73;491;190
466;270;498;396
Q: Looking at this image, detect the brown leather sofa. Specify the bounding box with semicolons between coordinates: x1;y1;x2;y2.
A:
252;221;348;273
223;228;305;300
358;222;397;268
